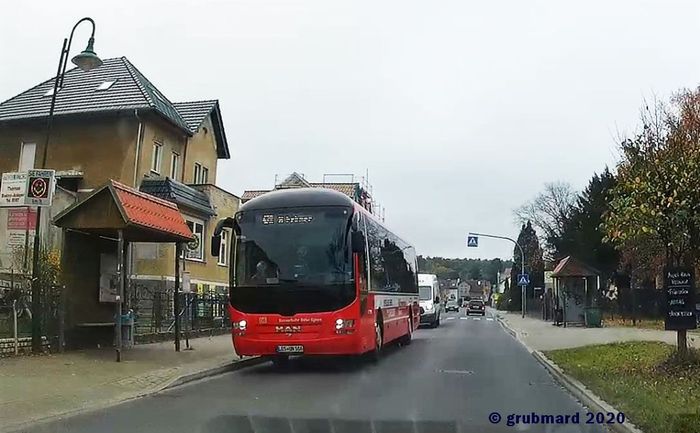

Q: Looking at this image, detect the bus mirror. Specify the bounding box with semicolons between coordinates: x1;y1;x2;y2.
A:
351;231;365;253
211;235;221;257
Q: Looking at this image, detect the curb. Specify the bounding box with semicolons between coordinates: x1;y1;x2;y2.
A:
495;315;643;433
163;356;267;390
2;356;266;433
531;351;643;433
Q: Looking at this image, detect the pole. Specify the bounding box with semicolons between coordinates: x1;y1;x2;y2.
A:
174;243;181;352
13;300;19;355
31;38;68;353
115;230;124;362
468;232;526;317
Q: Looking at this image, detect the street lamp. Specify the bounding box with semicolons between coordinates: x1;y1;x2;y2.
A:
31;17;102;353
468;232;527;318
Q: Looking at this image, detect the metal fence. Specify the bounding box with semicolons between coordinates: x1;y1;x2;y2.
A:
128;284;230;339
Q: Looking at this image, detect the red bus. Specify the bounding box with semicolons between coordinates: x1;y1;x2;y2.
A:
211;187;419;364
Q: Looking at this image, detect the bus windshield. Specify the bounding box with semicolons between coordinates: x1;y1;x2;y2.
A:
232;206;356;314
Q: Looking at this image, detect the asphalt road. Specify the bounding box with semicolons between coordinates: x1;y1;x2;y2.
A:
26;309;606;433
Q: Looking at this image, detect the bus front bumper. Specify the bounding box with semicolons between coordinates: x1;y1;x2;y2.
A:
232;332;366;356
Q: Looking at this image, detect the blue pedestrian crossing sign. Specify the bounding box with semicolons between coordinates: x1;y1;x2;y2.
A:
517;273;530;286
467;235;479;247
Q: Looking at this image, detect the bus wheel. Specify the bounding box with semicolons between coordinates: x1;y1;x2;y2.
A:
399;316;413;346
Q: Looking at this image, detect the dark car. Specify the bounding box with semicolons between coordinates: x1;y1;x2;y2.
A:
466;300;486;316
445;301;460;312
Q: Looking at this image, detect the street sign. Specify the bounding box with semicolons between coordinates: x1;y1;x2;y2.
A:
517;273;530;286
467;235;478;247
0;172;28;207
26;169;55;207
664;267;697;331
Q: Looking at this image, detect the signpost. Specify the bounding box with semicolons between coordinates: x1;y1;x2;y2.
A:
0;170;55;207
665;267;696;331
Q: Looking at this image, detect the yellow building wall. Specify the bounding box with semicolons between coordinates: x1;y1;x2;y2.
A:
0;116;139;189
182;116;218;184
138;115;188;183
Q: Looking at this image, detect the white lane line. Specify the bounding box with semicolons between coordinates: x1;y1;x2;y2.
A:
486;318;494;321
472;318;481;321
446;317;455;320
459;317;469;320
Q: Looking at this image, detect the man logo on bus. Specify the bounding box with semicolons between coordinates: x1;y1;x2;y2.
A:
275;325;301;333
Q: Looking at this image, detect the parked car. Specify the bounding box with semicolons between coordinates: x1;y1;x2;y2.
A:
445;300;460;312
466;299;486;316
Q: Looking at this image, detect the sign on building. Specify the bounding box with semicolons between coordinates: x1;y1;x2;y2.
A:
0;170;55;207
0;172;28;207
665;267;697;331
6;208;37;248
26;169;55;207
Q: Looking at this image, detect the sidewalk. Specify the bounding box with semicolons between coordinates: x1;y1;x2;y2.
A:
495;310;700;351
0;334;249;432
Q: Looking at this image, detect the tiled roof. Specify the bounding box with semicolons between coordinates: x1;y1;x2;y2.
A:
241;184;359;203
551;256;600;278
173;100;218;132
310;183;357;198
241;190;270;202
111;180;193;240
0;57;190;134
140;177;214;216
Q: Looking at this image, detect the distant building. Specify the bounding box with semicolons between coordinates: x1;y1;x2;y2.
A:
463;279;491;300
496;267;512;294
241;172;380;218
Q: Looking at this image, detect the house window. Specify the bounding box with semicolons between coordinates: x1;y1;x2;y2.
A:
19;142;36;171
151;142;163;174
193;163;209;184
193;163;201;184
185;220;204;261
170;152;180;179
217;230;228;266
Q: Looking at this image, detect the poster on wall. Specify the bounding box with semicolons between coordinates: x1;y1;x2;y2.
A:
6;208;36;248
99;253;119;303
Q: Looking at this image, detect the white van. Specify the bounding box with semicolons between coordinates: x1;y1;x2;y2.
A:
418;274;442;327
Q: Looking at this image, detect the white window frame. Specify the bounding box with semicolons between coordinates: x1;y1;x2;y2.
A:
184;219;205;262
170;152;180;179
151;142;163;174
19;142;36;171
217;229;228;266
193;163;202;184
201;166;209;184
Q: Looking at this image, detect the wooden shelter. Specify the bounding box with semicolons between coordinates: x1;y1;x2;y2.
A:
551;256;600;327
53;180;193;361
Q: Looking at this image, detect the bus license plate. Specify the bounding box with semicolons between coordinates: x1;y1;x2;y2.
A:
276;345;304;353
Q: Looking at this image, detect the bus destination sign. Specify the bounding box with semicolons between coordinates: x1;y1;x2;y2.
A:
665;267;697;331
262;214;314;225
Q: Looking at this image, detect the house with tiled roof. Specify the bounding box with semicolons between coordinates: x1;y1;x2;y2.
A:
241;172;377;215
0;57;239;328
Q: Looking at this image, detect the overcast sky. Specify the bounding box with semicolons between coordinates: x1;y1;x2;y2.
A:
3;0;700;259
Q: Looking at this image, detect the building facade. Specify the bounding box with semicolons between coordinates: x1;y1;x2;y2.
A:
0;57;238;338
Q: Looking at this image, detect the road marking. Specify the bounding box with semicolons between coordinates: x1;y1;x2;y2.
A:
486;318;494;321
459;317;469;320
446;317;455;320
472;318;481;321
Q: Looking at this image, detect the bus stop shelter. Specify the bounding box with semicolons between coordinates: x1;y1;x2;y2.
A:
551;256;601;327
53;180;193;361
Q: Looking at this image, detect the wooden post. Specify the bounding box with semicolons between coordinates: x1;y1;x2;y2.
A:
115;230;124;362
174;243;181;352
678;329;688;357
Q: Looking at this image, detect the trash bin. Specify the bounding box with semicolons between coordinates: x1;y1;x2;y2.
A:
120;310;135;348
584;307;602;328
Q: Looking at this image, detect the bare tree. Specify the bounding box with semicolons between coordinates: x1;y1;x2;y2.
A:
514;181;577;255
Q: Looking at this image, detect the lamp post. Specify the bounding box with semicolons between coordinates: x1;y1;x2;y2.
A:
468;232;526;318
31;18;103;353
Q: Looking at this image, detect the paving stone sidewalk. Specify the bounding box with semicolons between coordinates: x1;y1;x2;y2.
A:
495;310;700;351
0;334;243;432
